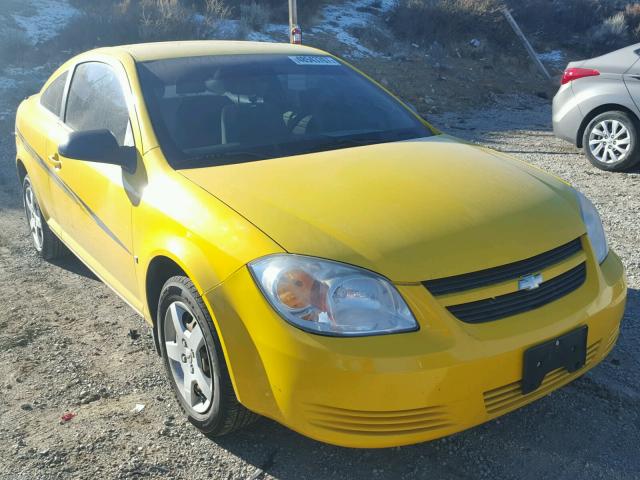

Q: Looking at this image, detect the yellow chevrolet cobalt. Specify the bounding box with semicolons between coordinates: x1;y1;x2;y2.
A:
15;41;626;448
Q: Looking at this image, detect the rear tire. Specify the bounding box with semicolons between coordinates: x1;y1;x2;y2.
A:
158;276;257;437
22;175;64;260
583;111;640;172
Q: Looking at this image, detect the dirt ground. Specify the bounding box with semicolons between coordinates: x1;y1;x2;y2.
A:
1;63;639;479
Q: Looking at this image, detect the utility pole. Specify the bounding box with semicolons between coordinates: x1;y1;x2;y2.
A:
289;0;301;44
501;8;551;82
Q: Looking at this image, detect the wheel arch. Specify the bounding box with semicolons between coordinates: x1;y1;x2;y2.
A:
143;252;247;407
16;159;53;220
145;255;188;356
16;158;28;183
577;104;640;148
144;252;231;360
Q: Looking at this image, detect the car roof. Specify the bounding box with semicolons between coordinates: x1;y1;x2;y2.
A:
106;40;326;62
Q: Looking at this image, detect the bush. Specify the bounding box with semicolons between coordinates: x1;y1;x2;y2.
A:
61;0;326;47
204;0;231;20
624;3;640;41
508;0;611;44
139;0;194;41
52;0;231;54
0;28;31;65
49;2;139;51
240;1;271;31
592;12;629;50
189;0;328;25
389;0;511;47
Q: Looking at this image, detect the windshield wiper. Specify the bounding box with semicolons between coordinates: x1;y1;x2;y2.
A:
180;150;271;168
324;136;381;149
306;130;412;153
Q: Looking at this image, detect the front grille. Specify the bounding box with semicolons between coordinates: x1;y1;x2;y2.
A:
423;238;582;296
447;262;587;324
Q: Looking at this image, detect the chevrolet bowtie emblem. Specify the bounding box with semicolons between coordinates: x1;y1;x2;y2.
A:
518;273;543;291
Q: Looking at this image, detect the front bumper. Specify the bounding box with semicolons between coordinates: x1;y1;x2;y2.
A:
203;249;626;448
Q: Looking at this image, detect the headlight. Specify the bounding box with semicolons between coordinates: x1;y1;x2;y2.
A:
575;190;609;263
248;255;418;336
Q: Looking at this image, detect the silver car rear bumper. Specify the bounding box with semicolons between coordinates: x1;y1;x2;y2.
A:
552;83;584;146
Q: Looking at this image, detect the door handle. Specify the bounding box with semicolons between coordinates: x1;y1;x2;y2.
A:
630;75;640;80
48;153;62;170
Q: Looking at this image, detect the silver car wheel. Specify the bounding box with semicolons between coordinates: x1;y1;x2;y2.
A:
588;119;631;164
24;182;44;251
164;301;213;414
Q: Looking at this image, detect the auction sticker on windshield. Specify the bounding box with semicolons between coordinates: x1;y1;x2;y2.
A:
289;55;340;66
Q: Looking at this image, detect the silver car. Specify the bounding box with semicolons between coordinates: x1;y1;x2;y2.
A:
553;43;640;171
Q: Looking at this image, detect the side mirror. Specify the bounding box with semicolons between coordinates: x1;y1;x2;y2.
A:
59;129;136;173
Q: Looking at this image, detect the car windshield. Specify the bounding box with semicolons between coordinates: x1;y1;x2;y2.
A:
137;54;433;168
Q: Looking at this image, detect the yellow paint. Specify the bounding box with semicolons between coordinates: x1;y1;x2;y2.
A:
15;41;626;448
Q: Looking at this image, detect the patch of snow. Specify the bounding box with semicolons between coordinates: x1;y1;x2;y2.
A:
0;66;46;91
538;50;565;66
214;19;242;39
213;19;288;42
5;65;46;76
13;0;79;45
312;0;397;58
0;78;18;90
213;0;397;57
247;24;289;43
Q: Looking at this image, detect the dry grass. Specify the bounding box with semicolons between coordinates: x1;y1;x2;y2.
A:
57;0;328;53
0;27;31;65
508;0;607;43
389;0;512;47
235;0;328;24
592;11;629;49
139;0;193;41
239;1;271;31
54;0;231;55
389;0;637;58
204;0;232;19
624;3;640;41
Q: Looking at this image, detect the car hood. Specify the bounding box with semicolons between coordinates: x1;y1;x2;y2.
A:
180;136;585;282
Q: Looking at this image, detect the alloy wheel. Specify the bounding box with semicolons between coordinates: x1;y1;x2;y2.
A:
588;119;631;164
24;183;44;251
163;301;214;414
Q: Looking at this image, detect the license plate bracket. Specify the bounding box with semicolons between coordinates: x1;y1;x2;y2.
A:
522;326;588;395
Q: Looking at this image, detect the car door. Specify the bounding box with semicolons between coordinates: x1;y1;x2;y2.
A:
623;57;640;111
18;70;70;223
46;60;142;310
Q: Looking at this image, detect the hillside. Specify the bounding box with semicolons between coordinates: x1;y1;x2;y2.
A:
5;0;636;120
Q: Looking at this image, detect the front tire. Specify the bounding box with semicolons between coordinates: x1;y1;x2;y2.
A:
583;111;640;172
22;175;64;260
158;276;257;437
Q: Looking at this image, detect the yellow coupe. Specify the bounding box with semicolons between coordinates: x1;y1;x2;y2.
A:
15;41;626;448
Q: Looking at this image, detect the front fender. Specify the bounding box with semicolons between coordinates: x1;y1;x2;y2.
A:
134;152;284;320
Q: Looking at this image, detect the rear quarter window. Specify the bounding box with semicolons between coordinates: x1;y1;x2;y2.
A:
40;71;68;117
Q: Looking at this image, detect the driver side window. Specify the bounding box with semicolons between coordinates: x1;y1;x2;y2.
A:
65;62;131;146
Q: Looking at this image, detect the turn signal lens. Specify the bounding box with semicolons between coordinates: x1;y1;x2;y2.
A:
561;68;600;85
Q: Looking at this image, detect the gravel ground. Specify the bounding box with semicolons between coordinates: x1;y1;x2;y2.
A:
0;68;638;480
